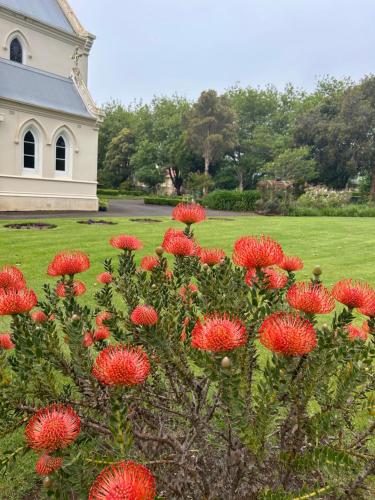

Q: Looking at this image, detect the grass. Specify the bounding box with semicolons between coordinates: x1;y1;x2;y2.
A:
1;214;375;497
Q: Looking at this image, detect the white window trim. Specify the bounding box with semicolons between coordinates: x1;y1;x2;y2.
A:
22;127;42;176
54;132;72;178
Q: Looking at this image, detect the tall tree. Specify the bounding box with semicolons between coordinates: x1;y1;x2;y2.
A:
185;90;237;191
104;128;136;187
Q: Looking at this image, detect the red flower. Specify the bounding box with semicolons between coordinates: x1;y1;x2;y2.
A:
56;280;86;297
162;233;195;256
279;255;304;272
0;288;37;315
83;332;94;347
259;312;317;356
31;310;48;323
199;248;226;266
94;327;110;341
363;320;370;334
179;284;198;301
264;268;288;289
192;314;247;352
141;256;159;271
172;202;206;225
233;235;284;269
96;311;112;326
165;270;173;280
35;455;63;476
0;333;15;350
25;404;80;452
131;305;158;326
0;265;26;291
89;461;156;500
92;345;150;386
97;272;113;284
245;268;257;287
346;324;368;342
162;228;184;247
47;251;90;277
332;279;374;309
358;291;375;317
110;235;143;251
287;283;335;314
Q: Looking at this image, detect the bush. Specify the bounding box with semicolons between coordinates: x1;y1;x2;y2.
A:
1;211;375;497
98;198;108;212
97;188;145;198
297;186;353;209
203;189;261;211
289;203;375;217
143;196;182;206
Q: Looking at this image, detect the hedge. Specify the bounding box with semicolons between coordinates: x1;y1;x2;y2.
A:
97;188;145;197
289;204;375;217
202;190;261;211
143;196;182;207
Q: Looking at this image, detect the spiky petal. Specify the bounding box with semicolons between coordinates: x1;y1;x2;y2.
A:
346;325;368;342
35;455;63;476
259;312;317;356
96;311;112;326
0;265;26;291
0;333;15;350
47;251;90;277
279;256;304;272
140;256;160;271
192;314;247;352
287;283;335;314
31;310;48;323
89;461;156;500
332;279;374;309
94;327;111;341
233;235;284;269
97;272;113;284
0;288;37;315
172;203;206;225
162;233;195;256
110;235;143;251
199;248;226;266
131;306;158;326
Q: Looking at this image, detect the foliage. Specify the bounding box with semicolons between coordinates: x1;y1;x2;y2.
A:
185;172;215;198
262;146;318;185
103;128;137;188
296;186;353;209
203;189;261;211
289;203;375;217
1;212;375;498
143;196;182;206
97;188;145;198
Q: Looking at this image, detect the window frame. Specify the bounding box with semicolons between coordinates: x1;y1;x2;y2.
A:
54;133;71;177
9;37;23;64
21;127;41;175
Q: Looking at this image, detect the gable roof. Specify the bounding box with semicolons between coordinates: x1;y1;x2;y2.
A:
0;0;74;34
0;58;93;119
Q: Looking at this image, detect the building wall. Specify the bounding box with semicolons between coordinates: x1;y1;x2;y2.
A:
0;14;89;82
0;101;99;211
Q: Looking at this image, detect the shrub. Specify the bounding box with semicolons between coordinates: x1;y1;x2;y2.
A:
143;196;183;206
202;189;261;211
297;186;353;209
98;198;108;212
289;204;375;217
1;207;375;498
97;188;145;198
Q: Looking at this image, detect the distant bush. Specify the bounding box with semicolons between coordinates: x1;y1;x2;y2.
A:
202;190;261;211
97;188;145;197
297;186;353;209
289;204;375;217
144;196;182;207
98;198;108;212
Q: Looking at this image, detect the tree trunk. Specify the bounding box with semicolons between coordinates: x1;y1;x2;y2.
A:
239;171;244;192
203;156;210;195
370;169;375;201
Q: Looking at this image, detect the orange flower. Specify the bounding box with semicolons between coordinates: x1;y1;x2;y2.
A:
97;272;113;284
358;291;375;317
259;312;317;356
140;256;159;271
96;311;112;326
47;251;90;277
56;280;86;297
346;324;368;342
0;333;15;350
279;255;304;272
83;332;94;347
0;288;37;315
92;345;150;386
0;265;26;291
35;455;63;476
199;248;226;266
233;235;283;269
110;235;143;251
162;233;195;256
332;279;374;309
192;314;247;352
25;404;80;452
131;306;158;326
31;310;48;323
89;461;156;500
94;327;110;341
287;283;335;314
172;202;206;225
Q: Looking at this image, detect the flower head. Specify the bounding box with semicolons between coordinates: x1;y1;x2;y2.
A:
179;284;198;301
140;256;160;271
192;314;247;352
0;288;37;315
263;268;288;289
162;232;195;256
83;332;94;347
97;272;113;284
92;345;150;386
346;324;368;342
89;461;156;500
279;255;304;272
0;333;15;350
332;279;374;309
47;251;90;277
31;310;48;323
96;311;112;326
35;455;63;476
0;265;26;291
172;203;206;225
287;283;335;314
199;248;226;266
56;280;86;297
358;291;375;317
233;235;283;269
131;306;158;326
25;404;80;452
110;235;143;251
94;327;111;341
259;312;317;356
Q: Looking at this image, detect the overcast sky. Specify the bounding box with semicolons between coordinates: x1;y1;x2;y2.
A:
69;0;375;105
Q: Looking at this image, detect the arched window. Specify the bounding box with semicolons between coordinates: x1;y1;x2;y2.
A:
10;38;23;64
23;130;36;169
56;136;67;172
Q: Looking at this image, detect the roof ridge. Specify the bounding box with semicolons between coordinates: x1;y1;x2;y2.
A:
0;57;72;82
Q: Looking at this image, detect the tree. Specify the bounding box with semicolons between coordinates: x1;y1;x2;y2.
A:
185;90;237;191
262;146;318;186
104;128;136;187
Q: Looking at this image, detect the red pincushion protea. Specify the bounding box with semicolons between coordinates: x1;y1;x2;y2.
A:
346;324;368;342
141;256;159;271
97;272;113;284
0;333;15;350
199;248;226;266
233;235;284;269
47;251;90;277
259;312;317;356
0;265;26;291
179;284;198;301
96;311;112;326
279;255;304;272
332;279;374;309
0;288;37;315
358;291;375;317
89;461;156;500
110;235;143;251
92;345;150;386
264;268;288;289
192;314;247;352
35;454;63;476
287;282;335;314
162;233;195;256
56;280;86;297
83;332;94;347
25;404;80;452
172;202;206;225
131;305;158;326
31;310;48;323
162;228;184;247
94;327;110;341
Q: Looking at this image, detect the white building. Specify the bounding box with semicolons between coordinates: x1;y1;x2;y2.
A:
0;0;102;211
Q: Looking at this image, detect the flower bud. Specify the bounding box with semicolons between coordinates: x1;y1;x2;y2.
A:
313;265;322;276
202;264;209;271
155;246;164;256
71;314;80;322
221;357;232;369
43;477;54;489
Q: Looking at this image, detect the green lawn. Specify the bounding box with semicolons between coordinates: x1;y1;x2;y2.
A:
0;215;375;498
